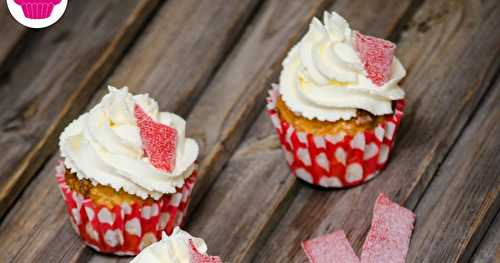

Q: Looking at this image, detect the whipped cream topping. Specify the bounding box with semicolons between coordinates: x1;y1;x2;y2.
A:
279;11;406;122
59;87;199;199
131;227;208;263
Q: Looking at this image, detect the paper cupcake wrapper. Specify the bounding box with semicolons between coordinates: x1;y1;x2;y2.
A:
55;162;196;255
266;85;404;188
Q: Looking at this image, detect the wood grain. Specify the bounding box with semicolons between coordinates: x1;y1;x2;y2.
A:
0;0;263;261
407;78;500;263
253;0;500;261
0;158;95;262
470;213;500;263
104;0;262;116
0;0;160;219
0;4;27;73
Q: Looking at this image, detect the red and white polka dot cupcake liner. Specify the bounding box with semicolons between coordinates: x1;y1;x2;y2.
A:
55;162;196;255
266;86;405;188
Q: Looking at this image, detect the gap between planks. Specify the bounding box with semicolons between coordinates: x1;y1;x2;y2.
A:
469;211;500;263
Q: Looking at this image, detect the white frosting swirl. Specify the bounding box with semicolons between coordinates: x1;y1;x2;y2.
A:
59;86;199;199
131;227;208;263
279;11;406;122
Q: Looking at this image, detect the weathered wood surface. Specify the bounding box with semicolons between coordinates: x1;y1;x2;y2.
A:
0;0;499;262
0;0;263;262
254;0;500;261
0;0;160;219
0;4;27;72
103;0;262;116
0;158;86;262
407;79;500;262
470;213;500;263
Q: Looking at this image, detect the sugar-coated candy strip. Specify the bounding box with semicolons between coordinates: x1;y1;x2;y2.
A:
302;230;360;263
360;193;416;263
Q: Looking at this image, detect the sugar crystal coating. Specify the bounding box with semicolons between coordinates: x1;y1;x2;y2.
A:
302;230;360;263
354;31;395;86
189;240;223;263
135;104;177;172
360;193;416;263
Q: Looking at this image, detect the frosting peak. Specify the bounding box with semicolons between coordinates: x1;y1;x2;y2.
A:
131;227;208;263
59;86;199;199
279;11;406;122
301;13;363;85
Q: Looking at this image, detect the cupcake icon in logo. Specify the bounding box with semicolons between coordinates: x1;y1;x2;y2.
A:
6;0;67;28
14;0;62;19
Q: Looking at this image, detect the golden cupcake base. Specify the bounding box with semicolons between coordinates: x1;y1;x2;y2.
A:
276;96;387;136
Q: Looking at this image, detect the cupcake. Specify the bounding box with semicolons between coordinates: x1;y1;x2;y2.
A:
57;87;199;255
130;227;222;263
14;0;62;19
267;11;406;188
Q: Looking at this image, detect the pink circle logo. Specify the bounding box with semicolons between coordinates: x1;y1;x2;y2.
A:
6;0;67;28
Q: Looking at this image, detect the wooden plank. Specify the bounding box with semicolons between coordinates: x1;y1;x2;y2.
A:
0;0;262;261
0;4;27;72
406;79;500;263
183;0;416;262
105;0;262;115
254;0;500;261
0;0;160;219
0;158;94;262
470;213;500;263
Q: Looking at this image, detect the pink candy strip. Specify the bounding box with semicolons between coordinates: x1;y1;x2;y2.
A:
189;240;223;263
302;231;360;263
360;193;416;263
354;31;395;86
302;193;415;263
